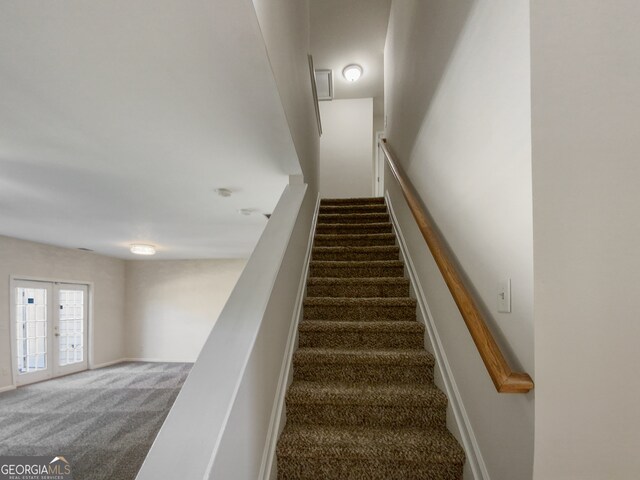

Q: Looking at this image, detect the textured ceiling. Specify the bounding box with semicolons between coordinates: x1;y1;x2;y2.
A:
0;0;300;259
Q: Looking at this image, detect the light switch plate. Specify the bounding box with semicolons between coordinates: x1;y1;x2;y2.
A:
498;278;511;313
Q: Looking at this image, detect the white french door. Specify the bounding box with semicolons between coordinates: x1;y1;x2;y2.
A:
12;280;89;386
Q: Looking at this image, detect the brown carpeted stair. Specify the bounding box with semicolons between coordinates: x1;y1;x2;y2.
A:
276;197;465;480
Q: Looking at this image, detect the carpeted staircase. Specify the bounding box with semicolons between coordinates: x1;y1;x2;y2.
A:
276;197;465;480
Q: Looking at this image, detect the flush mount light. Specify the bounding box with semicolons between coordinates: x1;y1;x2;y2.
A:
215;188;232;197
342;64;363;82
130;244;156;255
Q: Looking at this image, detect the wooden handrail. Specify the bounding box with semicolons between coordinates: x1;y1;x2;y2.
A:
379;139;533;393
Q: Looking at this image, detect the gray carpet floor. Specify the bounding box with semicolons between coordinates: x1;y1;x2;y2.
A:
0;361;192;480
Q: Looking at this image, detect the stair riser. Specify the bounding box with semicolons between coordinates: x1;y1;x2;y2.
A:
285;403;446;429
312;249;399;261
319;205;387;215
310;265;404;278
314;236;395;247
317;214;390;224
320;198;385;206
316;224;393;235
304;305;416;321
293;363;433;384
277;458;463;480
298;331;424;349
306;283;410;298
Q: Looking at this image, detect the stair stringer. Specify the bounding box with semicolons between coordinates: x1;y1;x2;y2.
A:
260;193;321;480
385;192;490;480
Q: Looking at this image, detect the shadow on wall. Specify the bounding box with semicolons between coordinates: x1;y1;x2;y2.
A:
386;0;476;165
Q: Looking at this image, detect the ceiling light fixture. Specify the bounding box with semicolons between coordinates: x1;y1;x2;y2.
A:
130;244;156;255
342;64;363;82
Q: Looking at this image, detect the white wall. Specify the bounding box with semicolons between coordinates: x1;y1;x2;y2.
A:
0;235;126;389
251;0;320;192
385;1;533;479
531;2;640;478
319;98;373;198
125;259;246;362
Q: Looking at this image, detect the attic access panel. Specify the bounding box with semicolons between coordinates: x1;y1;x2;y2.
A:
314;69;333;101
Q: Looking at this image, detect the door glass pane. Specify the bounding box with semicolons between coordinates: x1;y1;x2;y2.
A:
58;289;84;366
15;287;47;374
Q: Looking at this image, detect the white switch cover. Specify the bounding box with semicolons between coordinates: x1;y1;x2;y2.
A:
498;278;511;313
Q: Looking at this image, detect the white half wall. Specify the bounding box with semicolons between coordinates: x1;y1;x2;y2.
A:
125;259;246;362
384;1;534;479
136;184;313;480
0;235;126;389
319;98;373;198
531;1;640;478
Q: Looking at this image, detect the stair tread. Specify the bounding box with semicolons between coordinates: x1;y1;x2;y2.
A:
305;297;415;306
312;245;400;262
307;277;409;285
277;424;464;463
317;222;391;227
320;197;385;205
319;204;387;213
318;213;389;222
286;381;446;407
313;233;396;247
299;320;423;333
314;233;395;239
310;260;403;267
313;245;398;252
294;348;433;365
315;223;393;235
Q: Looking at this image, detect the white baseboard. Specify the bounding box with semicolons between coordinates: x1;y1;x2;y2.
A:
259;193;321;480
0;384;17;393
122;357;195;363
91;358;192;370
386;192;490;480
90;358;127;369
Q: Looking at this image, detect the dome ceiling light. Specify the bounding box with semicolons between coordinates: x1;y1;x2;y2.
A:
130;244;157;255
342;64;363;83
